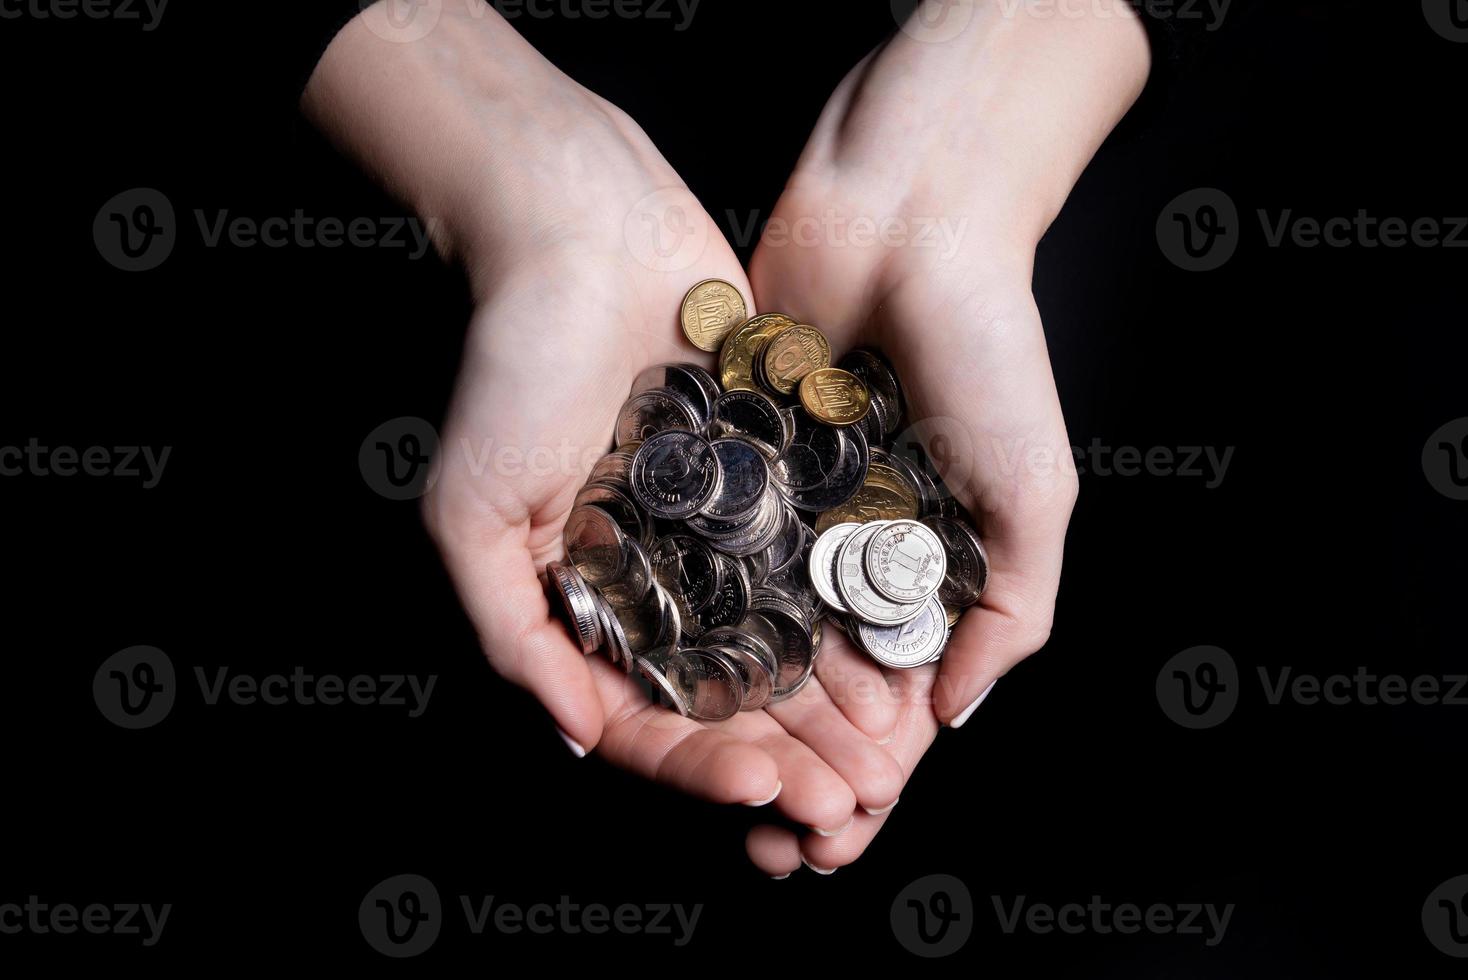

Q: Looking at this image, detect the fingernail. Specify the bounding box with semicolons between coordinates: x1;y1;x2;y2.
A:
811;816;853;838
770;872;791;880
802;857;837;875
948;681;997;729
743;781;782;807
876;730;897;746
556;726;587;758
863;797;899;816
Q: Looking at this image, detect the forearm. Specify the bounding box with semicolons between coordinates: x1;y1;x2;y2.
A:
300;2;632;274
805;0;1151;251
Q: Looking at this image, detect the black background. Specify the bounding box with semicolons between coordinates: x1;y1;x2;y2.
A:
2;0;1464;973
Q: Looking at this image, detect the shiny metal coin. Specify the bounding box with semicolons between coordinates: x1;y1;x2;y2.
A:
856;595;948;669
634;647;689;716
630;430;722;520
588;450;637;488
630;364;717;426
564;505;628;587
788;423;869;513
615;388;698;446
864;519;946;604
809;522;860;613
712;389;785;457
779;410;845;492
707;642;773;712
573;482;649;548
924;515;989;607
599;537;654;609
839;348;902;434
666;648;744;721
747;592;816;702
649;534;722;618
704;437;770;522
545;560;603;654
765;503;806;576
690;553;751;635
835;521;926;626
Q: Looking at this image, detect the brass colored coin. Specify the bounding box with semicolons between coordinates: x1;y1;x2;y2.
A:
944;603;962;630
720;313;796;392
680;279;747;352
814;478;918;534
760;325;831;396
799;367;871;426
865;462;921;514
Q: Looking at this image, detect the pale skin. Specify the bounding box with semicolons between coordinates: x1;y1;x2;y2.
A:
304;0;1149;874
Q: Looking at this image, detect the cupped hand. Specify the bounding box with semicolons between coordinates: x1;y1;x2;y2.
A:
306;3;903;839
743;2;1149;873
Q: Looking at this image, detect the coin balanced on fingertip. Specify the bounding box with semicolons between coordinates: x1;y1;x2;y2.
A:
544;277;990;720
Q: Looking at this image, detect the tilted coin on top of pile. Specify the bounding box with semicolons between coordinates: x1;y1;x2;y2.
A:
544;280;990;720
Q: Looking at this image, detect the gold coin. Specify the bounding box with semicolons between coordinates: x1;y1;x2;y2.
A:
798;367;871;426
814;480;918;534
720;313;795;392
680;279;747;352
761;324;831;396
943;603;962;630
865;462;920;512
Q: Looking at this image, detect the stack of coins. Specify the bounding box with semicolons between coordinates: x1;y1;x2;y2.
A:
544;280;989;721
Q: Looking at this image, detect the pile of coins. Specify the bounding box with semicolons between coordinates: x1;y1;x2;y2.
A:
543;280;989;721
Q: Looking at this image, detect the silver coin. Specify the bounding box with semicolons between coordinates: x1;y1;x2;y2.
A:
573;482;649;547
835;521;927;626
808;522;860;613
709;490;784;556
651;581;683;649
615;389;698;447
702;626;778;684
707;642;773;712
690;553;751;635
545;561;603;654
742;548;770;586
779;410;845;492
588;450;636;488
924;515;989;607
864;519;947;604
596;592;635;673
564;505;628;587
630;365;716;426
630;430;722;520
634;647;689;716
599;537;654;609
856;595;947;669
703;438;770;521
665;648;743;721
712;389;785;456
747;592;816;701
788;423;869;513
765;502;806;576
649;534;722;618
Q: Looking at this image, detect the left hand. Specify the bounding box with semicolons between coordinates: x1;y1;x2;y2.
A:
743;0;1151;875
